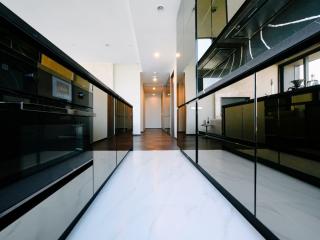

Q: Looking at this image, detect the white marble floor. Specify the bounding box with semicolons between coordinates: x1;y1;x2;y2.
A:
67;150;263;240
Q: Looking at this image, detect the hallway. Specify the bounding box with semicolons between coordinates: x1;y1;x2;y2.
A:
134;129;179;150
67;151;263;240
0;1;319;239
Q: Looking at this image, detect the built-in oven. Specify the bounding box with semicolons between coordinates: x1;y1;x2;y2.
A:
0;23;94;213
0;101;93;184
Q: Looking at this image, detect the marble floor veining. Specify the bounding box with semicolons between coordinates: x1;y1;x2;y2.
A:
67;150;263;240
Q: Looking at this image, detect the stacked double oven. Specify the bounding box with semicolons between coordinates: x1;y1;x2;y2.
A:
0;18;94;209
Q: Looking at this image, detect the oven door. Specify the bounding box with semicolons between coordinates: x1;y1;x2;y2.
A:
0;102;94;186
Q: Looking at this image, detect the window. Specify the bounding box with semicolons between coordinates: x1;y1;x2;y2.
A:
283;58;304;91
307;51;320;86
281;49;320;92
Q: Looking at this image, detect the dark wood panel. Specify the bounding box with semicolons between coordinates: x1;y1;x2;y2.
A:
134;129;178;150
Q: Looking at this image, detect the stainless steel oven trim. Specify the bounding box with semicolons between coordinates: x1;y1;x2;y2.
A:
0;102;96;117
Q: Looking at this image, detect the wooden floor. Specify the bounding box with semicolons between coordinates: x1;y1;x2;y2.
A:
133;129;179;150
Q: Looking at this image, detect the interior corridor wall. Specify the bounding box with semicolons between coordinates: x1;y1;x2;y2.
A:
113;64;141;135
173;64;178;138
81;63;114;89
140;77;145;132
145;93;161;128
93;86;108;142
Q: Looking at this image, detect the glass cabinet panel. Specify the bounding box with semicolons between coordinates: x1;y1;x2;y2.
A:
198;75;255;213
178;101;197;162
197;0;227;39
177;0;197;104
256;56;320;240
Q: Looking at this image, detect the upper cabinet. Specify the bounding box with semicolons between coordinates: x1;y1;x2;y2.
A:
177;0;197;105
197;0;228;39
197;0;320;94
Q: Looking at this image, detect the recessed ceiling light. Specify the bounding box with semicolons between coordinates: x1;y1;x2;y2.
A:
157;5;164;11
152;93;156;96
176;52;181;58
105;43;110;47
154;52;160;58
153;78;157;82
153;72;157;74
152;87;156;90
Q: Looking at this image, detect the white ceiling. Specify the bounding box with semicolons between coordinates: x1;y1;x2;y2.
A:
1;0;180;85
1;0;139;64
141;72;170;87
129;0;181;84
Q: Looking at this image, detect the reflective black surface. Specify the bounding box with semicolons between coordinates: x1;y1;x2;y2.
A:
197;75;256;213
179;1;320;236
115;99;133;163
178;42;320;239
177;0;197;104
0;17;133;218
178;101;197;162
197;0;320;93
197;0;227;39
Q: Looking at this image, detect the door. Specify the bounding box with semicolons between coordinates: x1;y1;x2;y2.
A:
145;93;161;128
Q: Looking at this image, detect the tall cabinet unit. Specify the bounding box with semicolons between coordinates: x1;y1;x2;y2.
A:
0;4;133;240
178;0;320;239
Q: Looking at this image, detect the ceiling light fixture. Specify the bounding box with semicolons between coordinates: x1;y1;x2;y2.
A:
157;5;164;11
176;52;181;58
153;77;157;82
152;87;156;90
154;52;160;58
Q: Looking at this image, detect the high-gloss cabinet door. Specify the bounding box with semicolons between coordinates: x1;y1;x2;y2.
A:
115;100;130;163
92;90;117;192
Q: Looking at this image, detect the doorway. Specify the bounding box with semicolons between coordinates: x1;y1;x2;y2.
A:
145;93;161;128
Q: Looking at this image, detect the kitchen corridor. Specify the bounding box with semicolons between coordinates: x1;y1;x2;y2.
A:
66;151;263;240
133;129;179;150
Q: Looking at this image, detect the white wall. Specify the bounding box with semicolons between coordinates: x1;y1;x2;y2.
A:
214;75;255;119
184;61;197;102
213;64;278;118
81;63;114;89
256;65;279;97
140;77;145;132
186;101;196;134
80;63;143;135
161;90;171;129
93;86;108;142
198;94;215;125
173;64;178;138
145;93;161;128
113;64;141;135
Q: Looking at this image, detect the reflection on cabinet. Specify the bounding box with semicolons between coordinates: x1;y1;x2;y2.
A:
222;86;320;181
